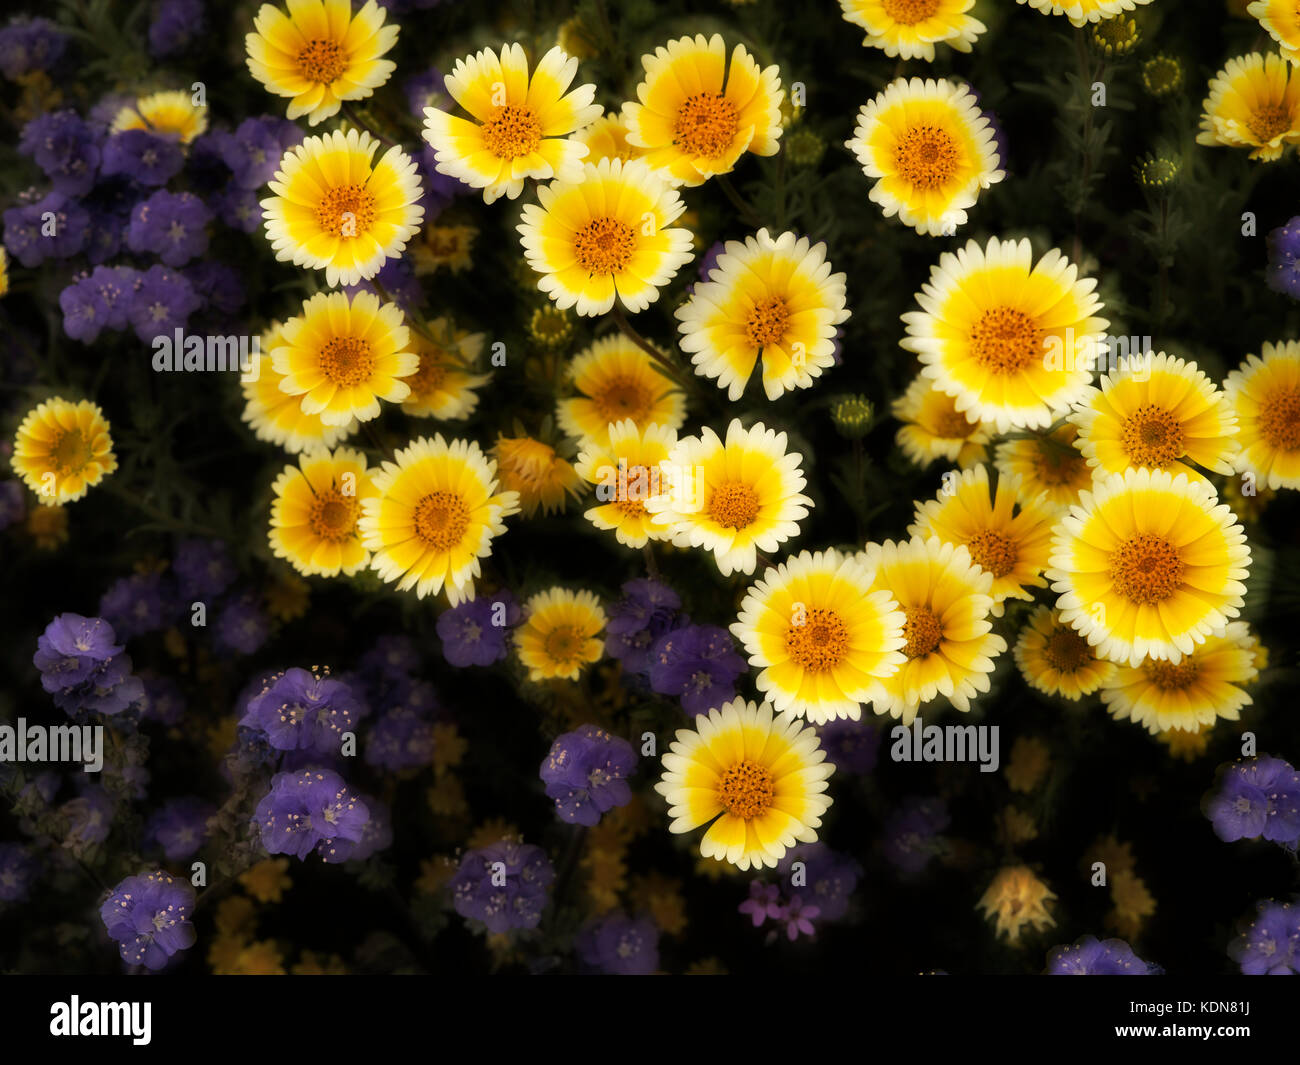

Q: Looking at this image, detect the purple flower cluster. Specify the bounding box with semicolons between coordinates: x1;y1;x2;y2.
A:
605;579;684;675
1204;756;1300;849
101;129;184;187
254;768;371;863
1228;898;1300;975
437;590;521;667
241;668;368;759
144;797;215;861
19;111;101;197
576;912;660;974
648;624;746;716
882;796;950;875
33;614;144;716
449;840;554;933
60;265;140;345
173;538;237;600
1045;936;1158;975
816;718;882;774
1266;217;1300;300
100;871;196;970
149;0;206;58
4;190;89;267
127;190;212;266
777;843;862;922
214;591;271;657
0;17;67;80
539;725;637;826
99;569;182;639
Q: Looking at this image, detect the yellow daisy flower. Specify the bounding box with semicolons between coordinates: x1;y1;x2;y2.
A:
272;290;417;426
838;0;986;61
25;506;69;550
401;320;489;420
411;223;478;276
861;537;1006;723
676;228;849;401
1047;468;1251;667
1100;621;1259;734
1159;725;1212;761
359;435;521;602
908;464;1056;615
622;33;784;188
1016;0;1153;27
572;112;643;164
892;373;991;469
517;156;694;317
731;548;908;724
1250;0;1300;64
846;77;1004;237
1197;52;1300;161
1004;736;1051;793
515;587;606;681
11;398;117;507
238;858;292;904
644;419;813;577
1107;871;1155;939
1224;340;1300;489
262;128;424;288
111;90;207;143
901;237;1108;433
491;436;583;518
0;247;9;298
245;0;398;126
421;44;601;204
268;446;378;577
978;866;1056;944
994;423;1093;514
655;697;833;871
242;322;357;453
574;419;678;548
1070;352;1239;481
556;334;686;447
1013;605;1116;700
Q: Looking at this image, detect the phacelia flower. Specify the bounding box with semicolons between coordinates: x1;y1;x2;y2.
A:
448;840;555;933
540;725;638;826
1046;935;1157;975
254;768;370;862
100;871;197;970
33;613;143;716
604;578;684;675
576;911;659;974
241;667;368;757
145;797;215;861
1228;898;1300;974
437;590;521;667
648;624;747;716
1204;756;1300;845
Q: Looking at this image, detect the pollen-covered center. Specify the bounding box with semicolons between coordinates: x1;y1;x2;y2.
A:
543;625;586;664
902;605;943;659
413;490;471;551
718;759;775;820
785;607;849;672
297;39;349;85
482;104;542;160
1043;625;1090;673
593;375;653;424
408;352;449;397
673;92;739;158
1259;385;1300;450
308;489;358;541
1143;658;1200;690
933;404;977;439
708;481;760;529
1247;102;1293;143
613;465;655;519
881;0;941;24
746;296;791;348
1034;440;1088;486
315;184;376;239
1110;533;1185;604
1121;404;1186;468
573;217;636;274
970;308;1043;374
893;124;960;189
317;335;375;387
49;429;92;475
966;529;1019;578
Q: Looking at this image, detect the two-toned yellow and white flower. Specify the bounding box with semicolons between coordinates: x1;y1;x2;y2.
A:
422;44;601;204
11;398;117;507
1224;340;1300;490
401;319;489;421
1016;0;1153;28
994;423;1093;515
515;587;606;681
838;0;986;61
847;77;1004;237
242;321;357;454
1197;52;1300;162
645;419;813;577
676;229;849;401
1249;1;1300;66
556;334;686;447
111;90;207;143
1013;605;1116;701
517;157;694;316
261;128;424;288
655;697;834;871
491;436;583;518
268;446;378;577
892;373;991;469
574;419;678;548
731;549;907;724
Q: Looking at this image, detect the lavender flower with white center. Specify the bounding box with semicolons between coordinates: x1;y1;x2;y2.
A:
173;538;237;600
18;110;101;197
3;191;88;267
1205;756;1300;847
99;570;180;639
436;591;520;667
778;843;862;922
100;129;185;186
61;786;114;855
0;17;68;79
449;840;554;934
126;190;212;267
138;670;185;726
214;591;271;657
883;796;950;875
217;115;297;189
33;613;144;716
127;264;201;343
1228;898;1300;975
327;797;392;862
1046;935;1158;975
241;668;367;756
539;725;637;826
576;912;659;974
365;705;435;771
145;797;215;861
100;871;197;970
148;0;206;58
254;768;370;863
647;624;746;716
605;579;683;675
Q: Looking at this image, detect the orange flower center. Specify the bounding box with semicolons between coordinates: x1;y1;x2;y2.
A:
1121;404;1185;468
317;335;375;387
1110;534;1184;604
970;308;1043;374
482;104;542;160
413;490;471;551
573;217;636;274
718;760;775;820
902;605;943;659
881;0;941;23
674;92;740;158
613;465;655;519
543;625;585;664
785;607;849;672
708;481;760;529
315;184;376;238
932;404;977;439
1258;385;1300;451
745;296;791;348
893;123;960;189
408;352;449;397
1247;102;1292;143
966;529;1019;578
1043;625;1090;673
49;429;92;475
1142;658;1200;690
592;375;653;424
1032;436;1088;486
297;39;348;85
308;489;358;541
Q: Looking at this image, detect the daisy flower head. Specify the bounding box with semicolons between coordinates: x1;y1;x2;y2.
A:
422;44;601;204
515;587;606;682
846;77;1004;237
1249;1;1300;65
517;157;694;317
556;334;686;447
908;464;1056;615
621;33;783;188
112;90;207;144
892;373;991;469
731;549;908;724
261;128;424;289
271;290;416;426
838;0;986;61
644;419;813;577
1048;468;1251;667
1013;605;1116;700
245;0;398;126
676;228;849;401
574;419;678;548
242;321;357;454
1069;352;1239;481
994;422;1092;514
1015;0;1154;28
860;537;1005;723
1101;622;1259;734
655;697;833;871
269;446;378;577
12;398;117;507
400;319;489;421
572;112;644;165
491;436;583;518
901;237;1108;433
1224;340;1300;490
1197;52;1300;162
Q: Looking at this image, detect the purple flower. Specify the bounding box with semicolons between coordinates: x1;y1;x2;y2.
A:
33;614;144;716
366;706;435;771
739;881;784;928
0;481;26;530
19;110;101;196
183;261;246;316
59;275;110;344
127;264;201;343
815;718;881;774
648;624;746;716
778;894;819;941
99;570;180;638
576;912;659;974
436;591;520;667
1046;936;1158;975
0;844;37;902
539;725;637;826
1266;216;1300;300
127;190;212;266
217;115;297;189
214;592;271;657
605;578;683;675
1205;756;1300;846
145;797;215;861
62;786;114;853
172;538;237;600
149;0;206;57
138;670;185;726
449;840;554;934
211;185;264;233
101;129;185;187
3;191;88;267
0;17;68;80
100;871;197;970
778;843;861;922
241;667;367;756
330;797;392;862
1228;898;1300;975
254;768;370;863
882;796;950;875
359;634;422;679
